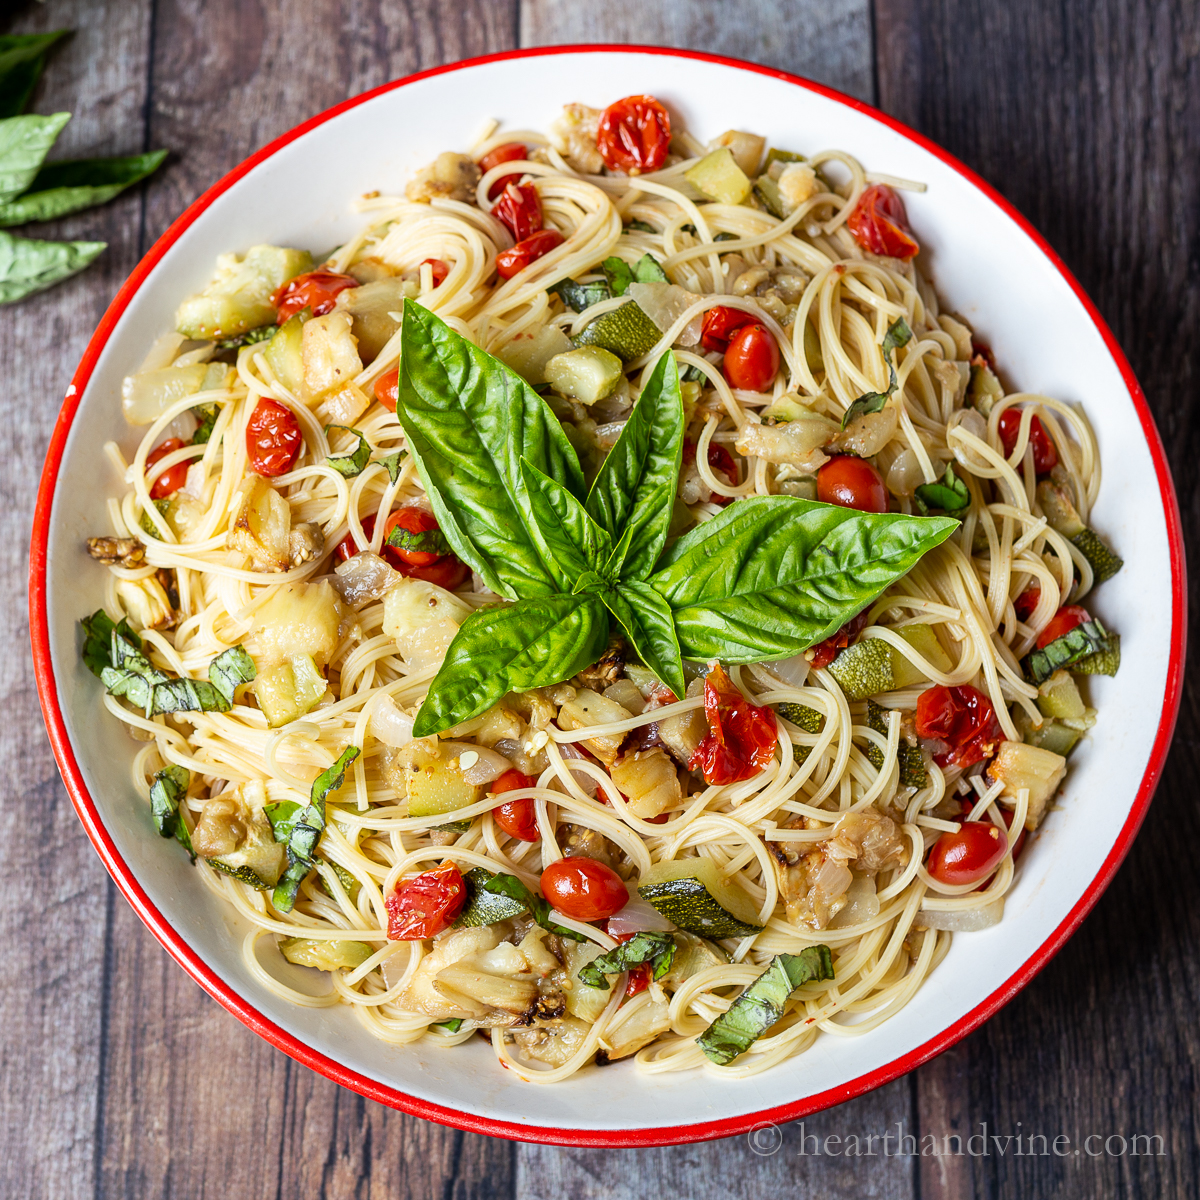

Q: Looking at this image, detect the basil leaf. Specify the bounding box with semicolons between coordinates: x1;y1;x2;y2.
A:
377;450;406;483
0;111;70;204
603;581;686;703
520;458;613;587
216;323;276;351
841;317;912;428
0;229;105;304
324;424;371;477
265;801;303;843
149;764;189;838
882;316;913;359
549;277;610;312
649;497;958;661
148;676;226;715
209;645;256;706
578;931;676;989
602;256;634;296
0;32;70;118
433;1018;464;1033
585;350;684;580
482;873;588;942
191;402;218;445
80;609;139;678
413;594;610;736
634;253;668;284
840;388;890;428
395;300;582;599
914;463;970;515
0;149;167;227
624;219;655;233
387;521;449;558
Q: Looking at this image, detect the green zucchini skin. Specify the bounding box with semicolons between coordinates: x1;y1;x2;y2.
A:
864;700;928;788
1070;528;1124;583
1023;619;1115;684
638;877;764;939
776;702;824;734
827;639;894;701
573;300;662;361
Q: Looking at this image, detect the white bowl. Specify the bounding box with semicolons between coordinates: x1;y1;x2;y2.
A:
30;46;1186;1146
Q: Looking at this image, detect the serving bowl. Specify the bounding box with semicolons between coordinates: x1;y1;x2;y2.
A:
30;46;1185;1146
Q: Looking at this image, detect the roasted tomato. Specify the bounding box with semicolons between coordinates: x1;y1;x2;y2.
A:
612;933;652;997
245;398;303;476
404;556;471;590
846;184;919;260
334;509;470;588
817;455;888;513
1036;605;1090;649
386;860;467;940
700;305;757;353
491;769;538;842
915;684;1003;769
807;609;870;670
374;366;399;412
495;228;564;280
1013;587;1041;621
997;408;1058;475
333;512;375;565
145;437;189;499
683;439;739;506
540;858;629;922
381;507;449;567
926;821;1008;887
491;180;543;242
272;269;358;323
478;141;528;199
596;94;671;174
688;663;778;785
420;258;450;287
723;324;780;392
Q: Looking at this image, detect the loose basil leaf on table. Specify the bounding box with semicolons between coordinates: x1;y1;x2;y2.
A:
0;111;70;203
395;300;582;599
648;496;958;661
0;31;70;118
601;581;686;704
412;594;611;737
520;457;613;587
0;149;167;226
0;228;104;304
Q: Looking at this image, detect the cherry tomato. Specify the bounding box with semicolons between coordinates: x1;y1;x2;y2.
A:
723;324;780;392
374;367;399;412
540;858;629;922
688;663;778;785
846;184;919;260
380;507;449;567
1036;604;1090;650
915;684;1003;769
491;769;538;842
403;556;471;590
491;181;543;242
596;95;671;174
807;609;870;670
611;934;653;996
386;860;466;940
926;821;1008;887
700;305;757;353
246;398;303;476
817;455;888;513
272;269;358;323
1014;587;1041;621
478;141;529;199
420;258;450;287
997;408;1058;475
333;512;376;565
682;439;739;506
145;437;189;499
495;228;564;280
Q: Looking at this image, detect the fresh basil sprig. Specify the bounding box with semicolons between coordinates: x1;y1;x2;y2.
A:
481;872;588;942
396;303;957;736
324;424;371;477
841;317;912;428
578;931;676;989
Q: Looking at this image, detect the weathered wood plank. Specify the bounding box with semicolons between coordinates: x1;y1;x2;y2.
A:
0;4;152;1199
93;5;521;1198
875;1;1200;1196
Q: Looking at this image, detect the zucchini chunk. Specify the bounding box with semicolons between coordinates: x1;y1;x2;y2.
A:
1036;670;1086;721
657;931;728;990
1072;632;1121;677
776;702;824;734
254;653;327;728
279;937;372;972
827;638;894;701
404;741;482;819
638;857;764;939
176;244;312;341
544;345;624;404
1036;478;1123;583
1023;618;1114;684
987;740;1067;830
1014;709;1083;758
453;866;529;929
573;300;663;361
495;323;574;385
685;148;752;205
193;781;286;888
697;947;834;1065
887;624;952;689
864;700;928;788
967;356;1004;416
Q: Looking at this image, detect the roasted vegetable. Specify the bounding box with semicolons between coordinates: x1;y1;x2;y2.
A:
827;638;894;700
176;244;312;341
1024;618;1116;684
638;857;764;939
987;740;1067;830
279;937;372;972
864;700;927;788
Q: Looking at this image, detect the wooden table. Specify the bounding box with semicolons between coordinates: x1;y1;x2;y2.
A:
4;1;1195;1196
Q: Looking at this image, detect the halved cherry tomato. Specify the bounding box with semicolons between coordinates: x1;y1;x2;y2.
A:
997;408;1058;474
596;95;671;174
374;367;399;412
272;269;358;323
146;437;189;499
807;610;870;670
1013;587;1041;621
846;184;919;260
688;663;778;785
404;556;470;590
333;513;375;565
381;507;447;567
478;141;528;199
334;509;469;587
491;769;538;841
682;439;739;506
1036;604;1090;650
540;858;629;922
723;324;779;392
386;860;466;940
495;228;564;280
700;306;757;353
817;455;888;513
491;181;543;242
245;398;303;476
926;821;1008;887
915;684;1003;769
420;258;450;287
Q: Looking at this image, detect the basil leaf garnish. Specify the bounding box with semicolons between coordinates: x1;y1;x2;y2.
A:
0;31;70;118
0;229;105;304
387;522;449;558
395;300;582;599
602;256;634;296
520;458;613;587
841;317;912;428
624;219;655;234
914;463;970;515
324;424;371;477
191;402;219;445
80;609;140;678
482;872;588;942
150;763;189;838
412;594;610;737
549;277;610;312
378;450;407;483
649;497;958;661
0;149;167;227
634;253;668;284
209;645;256;706
216;323;276;351
578;931;676;989
602;582;686;704
0;111;70;204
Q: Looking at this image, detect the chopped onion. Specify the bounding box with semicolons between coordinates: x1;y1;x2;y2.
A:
137;330;186;374
916;896;1004;932
557;742;600;797
832;405;898;458
161;408;199;445
334;551;397;608
369;694;414;748
885;447;925;497
457;743;512;786
828;872;880;929
766;654;809;689
606;893;676;937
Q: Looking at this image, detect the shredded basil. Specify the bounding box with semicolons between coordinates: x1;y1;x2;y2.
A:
914;463;970;516
377;449;407;483
578;931;676;989
624;219;655;234
841;317;912;427
481;873;588;942
549;277;610;312
216;323;276;351
324;424;371;477
602;255;634;296
191;402;218;445
387;522;449;558
1023;618;1113;685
